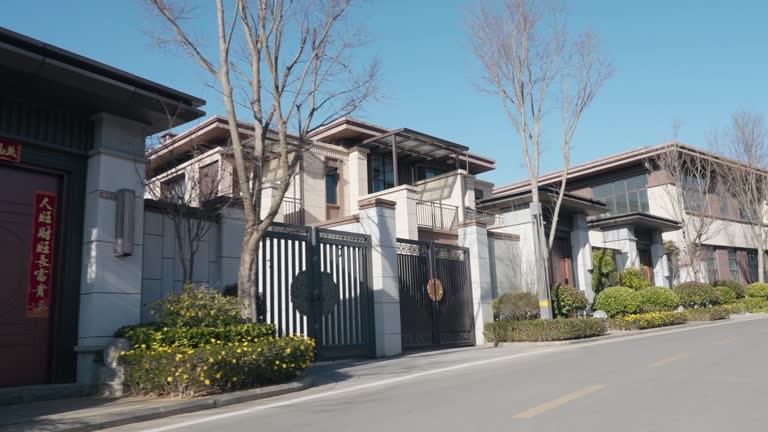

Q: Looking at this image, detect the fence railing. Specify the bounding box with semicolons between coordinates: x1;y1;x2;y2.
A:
416;201;459;230
282;196;305;225
464;208;504;227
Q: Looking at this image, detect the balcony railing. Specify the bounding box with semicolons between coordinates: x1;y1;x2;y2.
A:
282;196;305;225
464;208;504;227
416;201;504;230
416;201;459;230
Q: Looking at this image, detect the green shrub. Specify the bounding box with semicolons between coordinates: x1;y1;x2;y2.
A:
713;280;745;298
120;336;314;397
592;249;618;295
673;282;720;308
609;311;688;331
151;285;245;327
483;318;607;343
724;302;748;315
115;323;276;349
638;287;680;312
746;282;768;299
619;268;652;291
492;292;539;321
593;287;642;317
685;306;729;321
552;284;589;318
737;297;768;312
714;286;737;304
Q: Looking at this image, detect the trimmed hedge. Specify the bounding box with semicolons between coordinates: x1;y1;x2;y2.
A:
151;285;245;327
484;318;607;343
552;284;588;318
685;306;729;321
609;311;688;331
713;280;745;298
674;282;720;308
714;286;737;304
115;323;276;349
724;302;748;315
492;292;539;321
746;282;768;299
593;287;642;317
638;287;680;312
120;336;314;397
619;268;652;291
737;297;768;312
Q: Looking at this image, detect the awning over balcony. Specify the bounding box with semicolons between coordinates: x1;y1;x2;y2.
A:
588;212;682;232
362;128;479;187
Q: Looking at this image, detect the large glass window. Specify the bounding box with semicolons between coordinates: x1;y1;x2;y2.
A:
592;174;649;217
728;248;739;282
747;250;759;284
682;175;707;212
706;247;719;283
161;174;186;204
719;193;729;217
370;155;395;193
415;165;445;182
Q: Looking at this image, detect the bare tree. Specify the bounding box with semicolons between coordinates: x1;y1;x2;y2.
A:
718;111;768;283
145;132;229;284
645;145;723;282
467;0;611;318
146;0;378;320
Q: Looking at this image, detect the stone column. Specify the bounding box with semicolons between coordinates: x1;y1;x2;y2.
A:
570;214;595;302
348;147;369;212
650;230;669;287
77;113;147;384
358;198;401;357
260;183;284;223
458;221;493;345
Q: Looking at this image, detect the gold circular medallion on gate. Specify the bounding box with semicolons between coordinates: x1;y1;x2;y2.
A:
426;278;444;302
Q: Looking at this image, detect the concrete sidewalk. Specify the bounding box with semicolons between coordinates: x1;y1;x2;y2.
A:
0;378;312;432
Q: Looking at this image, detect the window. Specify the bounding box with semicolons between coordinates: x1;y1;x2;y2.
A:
415;165;445;181
728;248;739;282
739;207;749;221
369;155;395;193
748;251;759;284
706;247;719;283
325;167;339;205
719;193;729;217
682;175;707;212
475;189;485;200
592;174;649;217
161;174;185;204
199;161;219;205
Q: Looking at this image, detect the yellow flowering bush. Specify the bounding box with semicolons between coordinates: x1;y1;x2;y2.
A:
120;336;314;397
609;311;688;331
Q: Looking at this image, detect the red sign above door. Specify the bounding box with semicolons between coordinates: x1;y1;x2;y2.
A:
0;138;21;163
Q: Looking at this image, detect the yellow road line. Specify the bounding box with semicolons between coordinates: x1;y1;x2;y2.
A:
717;337;737;345
512;385;606;419
650;353;689;367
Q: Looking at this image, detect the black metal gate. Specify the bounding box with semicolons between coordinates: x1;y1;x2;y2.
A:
258;223;375;360
396;239;474;349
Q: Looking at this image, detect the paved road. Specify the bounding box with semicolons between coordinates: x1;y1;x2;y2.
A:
105;317;768;432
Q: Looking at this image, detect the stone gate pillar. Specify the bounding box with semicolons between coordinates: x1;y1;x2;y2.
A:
358;198;401;357
458;220;493;345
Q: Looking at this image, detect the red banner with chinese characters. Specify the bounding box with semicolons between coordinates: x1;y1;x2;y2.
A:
0;138;21;163
27;192;56;318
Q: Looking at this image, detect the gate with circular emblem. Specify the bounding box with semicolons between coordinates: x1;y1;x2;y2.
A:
396;239;474;349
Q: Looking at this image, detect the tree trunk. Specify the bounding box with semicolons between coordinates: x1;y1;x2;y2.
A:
759;246;765;283
238;231;259;320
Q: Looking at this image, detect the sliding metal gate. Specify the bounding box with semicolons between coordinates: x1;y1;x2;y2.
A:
396;239;474;349
258;223;375;359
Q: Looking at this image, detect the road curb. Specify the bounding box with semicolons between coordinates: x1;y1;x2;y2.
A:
490;313;768;348
38;376;313;432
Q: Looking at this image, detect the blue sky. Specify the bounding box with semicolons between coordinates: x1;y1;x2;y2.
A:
3;0;768;187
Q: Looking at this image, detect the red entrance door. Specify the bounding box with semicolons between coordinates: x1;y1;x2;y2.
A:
0;165;60;387
550;239;573;286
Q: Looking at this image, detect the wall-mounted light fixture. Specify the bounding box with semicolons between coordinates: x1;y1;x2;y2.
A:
114;189;135;256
